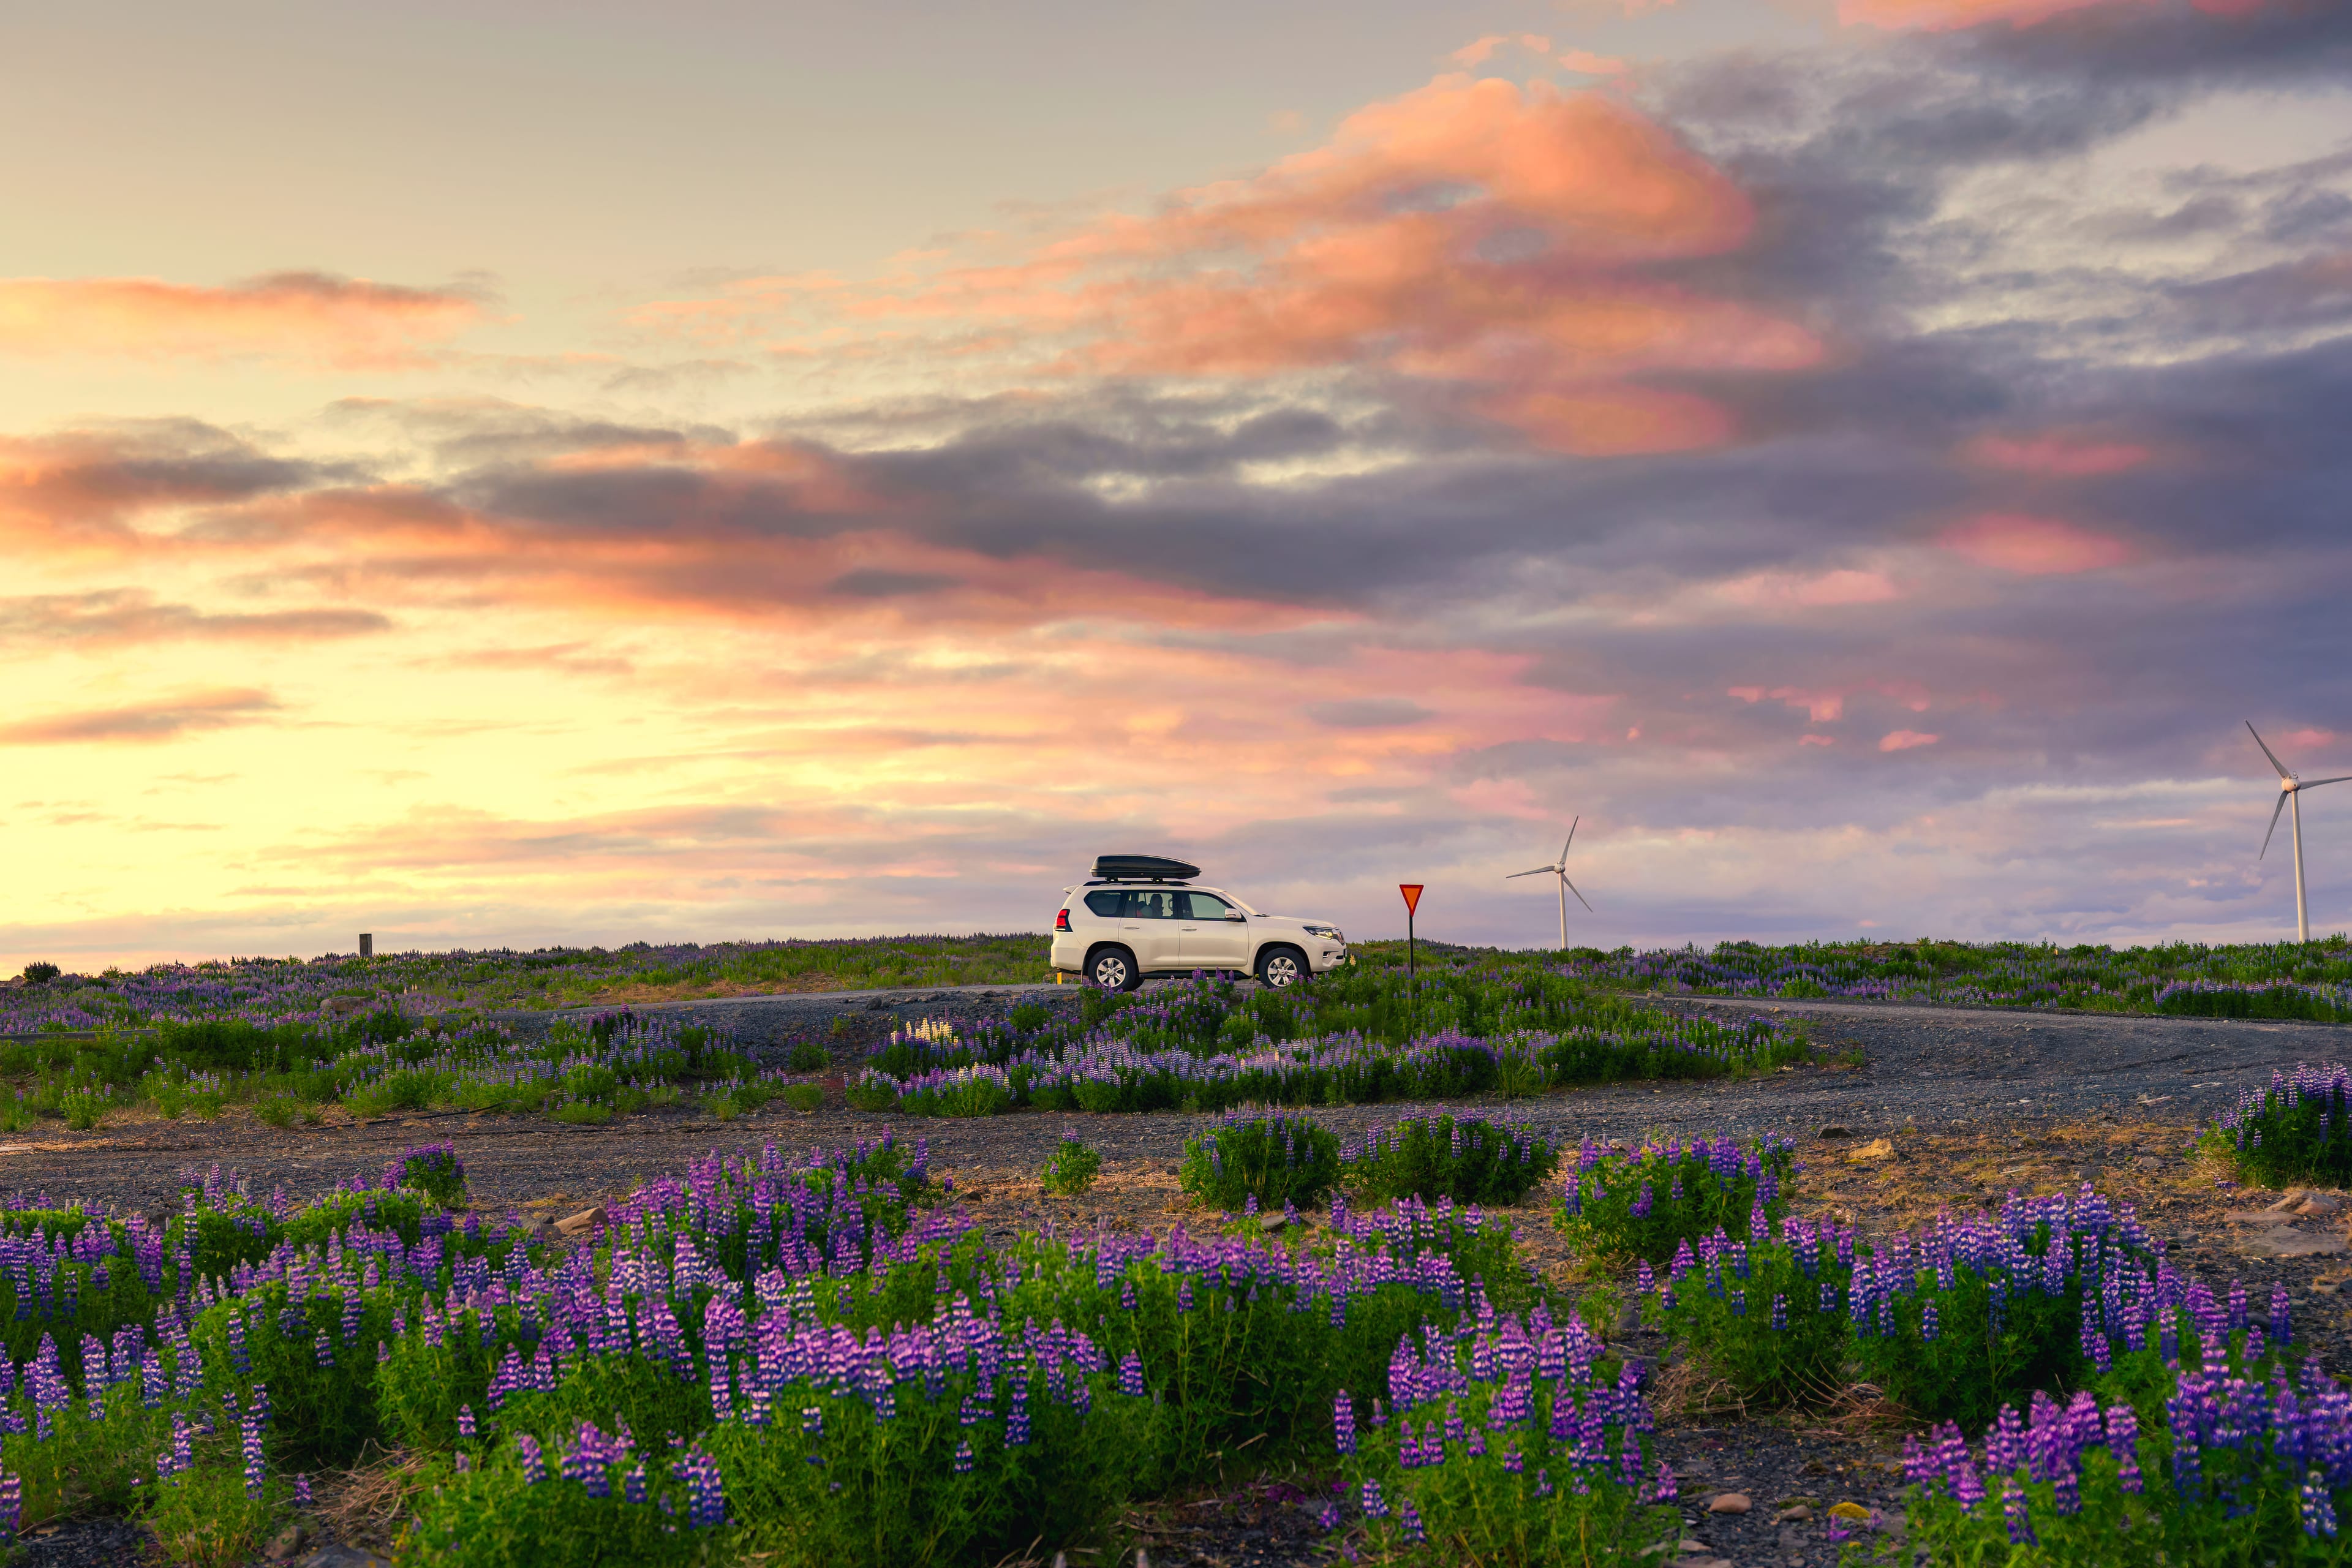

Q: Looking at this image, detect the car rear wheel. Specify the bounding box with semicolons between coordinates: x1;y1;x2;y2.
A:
1089;946;1140;992
1256;946;1306;989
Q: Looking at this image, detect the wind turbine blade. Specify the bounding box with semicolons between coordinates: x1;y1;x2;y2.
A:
1562;876;1594;913
2262;791;2289;859
2297;775;2352;790
1506;867;1557;879
2248;721;2292;779
1562;816;1578;862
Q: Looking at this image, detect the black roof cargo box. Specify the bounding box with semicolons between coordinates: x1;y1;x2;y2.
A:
1091;854;1200;882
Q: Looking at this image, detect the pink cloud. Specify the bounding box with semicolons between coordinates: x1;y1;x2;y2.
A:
1842;0;2271;29
1941;513;2136;575
1728;685;1846;722
1961;431;2154;477
1558;50;1629;75
1448;33;1553;67
0;273;484;369
1801;734;1838;747
1879;729;1940;751
1717;568;1902;609
643;75;1817;458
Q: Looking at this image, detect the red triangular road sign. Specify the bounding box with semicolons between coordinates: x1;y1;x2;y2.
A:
1399;884;1423;914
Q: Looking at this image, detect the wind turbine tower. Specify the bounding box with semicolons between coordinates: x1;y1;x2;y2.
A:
1507;818;1593;951
2249;721;2352;943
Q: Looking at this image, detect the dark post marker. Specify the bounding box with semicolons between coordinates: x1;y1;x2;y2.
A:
359;933;373;959
1398;884;1423;983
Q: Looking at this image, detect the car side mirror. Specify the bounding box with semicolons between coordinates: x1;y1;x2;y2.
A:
1224;909;1246;920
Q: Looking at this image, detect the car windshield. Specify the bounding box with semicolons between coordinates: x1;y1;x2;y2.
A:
1178;891;1232;919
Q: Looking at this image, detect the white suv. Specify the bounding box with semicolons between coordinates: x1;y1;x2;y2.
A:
1050;855;1349;991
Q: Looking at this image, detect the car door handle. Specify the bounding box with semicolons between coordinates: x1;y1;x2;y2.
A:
1180;925;1199;932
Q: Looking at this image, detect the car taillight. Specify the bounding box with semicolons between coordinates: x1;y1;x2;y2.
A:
1055;908;1072;931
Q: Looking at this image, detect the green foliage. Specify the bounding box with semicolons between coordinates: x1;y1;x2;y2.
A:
786;1039;829;1072
1180;1107;1342;1213
1038;1132;1101;1196
1648;1231;1853;1408
18;963;59;986
1556;1133;1797;1264
781;1082;824;1112
1340;1111;1561;1205
2203;1064;2352;1186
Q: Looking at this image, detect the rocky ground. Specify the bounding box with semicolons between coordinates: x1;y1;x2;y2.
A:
7;992;2352;1566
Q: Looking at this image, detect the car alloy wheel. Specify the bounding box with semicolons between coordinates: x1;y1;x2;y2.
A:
1091;949;1137;991
1259;949;1303;989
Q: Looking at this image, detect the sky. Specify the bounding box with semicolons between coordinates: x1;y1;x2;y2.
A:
6;0;2352;968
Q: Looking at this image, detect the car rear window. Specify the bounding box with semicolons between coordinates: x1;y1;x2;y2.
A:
1083;891;1121;917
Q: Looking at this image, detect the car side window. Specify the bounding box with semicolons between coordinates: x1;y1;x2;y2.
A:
1083;891;1121;917
1180;892;1232;919
1121;889;1177;919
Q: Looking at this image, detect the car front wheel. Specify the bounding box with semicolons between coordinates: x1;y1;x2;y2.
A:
1090;947;1140;992
1256;946;1306;989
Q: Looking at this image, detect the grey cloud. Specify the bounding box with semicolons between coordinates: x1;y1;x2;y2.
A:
1306;698;1434;729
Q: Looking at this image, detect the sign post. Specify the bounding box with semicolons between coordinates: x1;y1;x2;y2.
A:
1398;884;1423;984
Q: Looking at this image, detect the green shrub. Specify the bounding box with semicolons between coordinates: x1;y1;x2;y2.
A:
782;1082;824;1112
253;1096;296;1128
1647;1219;1854;1408
2203;1063;2352;1186
846;1071;900;1112
1556;1132;1795;1264
551;1099;610;1125
786;1039;829;1072
1180;1107;1341;1213
20;961;60;985
1039;1131;1101;1196
393;1142;468;1205
1340;1110;1561;1205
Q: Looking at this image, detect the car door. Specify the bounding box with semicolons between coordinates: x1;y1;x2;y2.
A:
1118;888;1182;973
1177;890;1250;971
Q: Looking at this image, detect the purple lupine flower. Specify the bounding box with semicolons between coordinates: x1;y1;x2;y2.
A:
2002;1480;2035;1546
1399;1498;1425;1542
458;1404;476;1439
2272;1283;2294;1346
1652;1459;1677;1501
2304;1468;2339;1539
1537;1468;1555;1499
2106;1405;2141;1494
1922;1300;1939;1343
1333;1390;1356;1456
517;1434;547;1485
1317;1502;1340;1531
952;1439;974;1474
293;1474;312;1507
1359;1479;1389;1519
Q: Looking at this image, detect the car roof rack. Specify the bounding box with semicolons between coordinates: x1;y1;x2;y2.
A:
1090;854;1199;883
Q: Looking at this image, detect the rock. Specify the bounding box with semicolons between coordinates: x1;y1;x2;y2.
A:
298;1547;393;1568
266;1523;311;1561
2238;1228;2348;1259
2132;1155;2163;1170
1257;1212;1289;1232
1774;1504;1814;1523
1846;1138;1896;1163
2267;1189;2310;1213
1614;1298;1642;1336
1706;1491;1752;1514
2299;1194;2343;1216
554;1205;608;1237
1819;1126;1849;1139
1829;1501;1874;1523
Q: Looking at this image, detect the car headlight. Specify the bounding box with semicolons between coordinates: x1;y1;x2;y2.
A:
1302;924;1343;941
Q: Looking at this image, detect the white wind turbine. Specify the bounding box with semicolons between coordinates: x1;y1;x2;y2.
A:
2250;720;2352;943
1507;817;1593;950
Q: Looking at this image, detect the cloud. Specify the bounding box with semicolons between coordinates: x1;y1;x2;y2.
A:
0;688;279;745
1940;513;2136;573
1879;729;1942;750
1839;0;2273;32
0;590;390;645
639;75;1817;455
0;273;486;369
1558;50;1630;75
1961;431;2154;475
1447;34;1553;67
1306;698;1435;728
